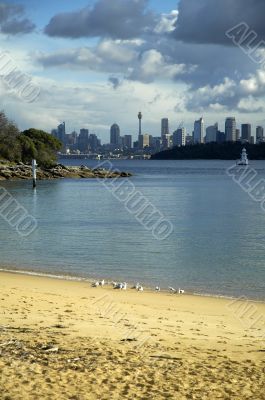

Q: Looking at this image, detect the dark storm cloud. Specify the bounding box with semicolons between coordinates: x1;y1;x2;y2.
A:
174;0;265;46
0;3;35;34
108;76;121;89
45;0;156;40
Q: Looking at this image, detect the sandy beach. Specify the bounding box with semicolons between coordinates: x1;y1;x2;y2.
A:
0;271;264;399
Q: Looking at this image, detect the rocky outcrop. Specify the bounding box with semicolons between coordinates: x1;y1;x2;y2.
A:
0;163;132;181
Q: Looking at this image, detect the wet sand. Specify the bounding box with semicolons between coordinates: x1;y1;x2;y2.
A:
0;271;264;399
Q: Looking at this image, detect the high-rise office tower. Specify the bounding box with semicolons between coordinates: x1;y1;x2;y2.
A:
193;118;204;144
205;123;218;143
173;128;186;146
161;118;169;137
78;128;89;152
138;134;150;149
241;124;251;142
110;123;120;146
124;135;132;149
256;126;264;143
225;117;236;142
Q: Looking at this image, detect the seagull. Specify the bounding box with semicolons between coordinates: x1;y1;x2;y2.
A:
155;286;160;292
132;282;140;290
92;281;99;287
168;286;176;293
99;279;105;286
112;281;117;288
178;288;185;294
113;282;123;289
114;282;123;289
122;282;127;290
137;285;144;292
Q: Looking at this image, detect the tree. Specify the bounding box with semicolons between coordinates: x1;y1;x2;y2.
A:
0;110;62;166
22;129;62;167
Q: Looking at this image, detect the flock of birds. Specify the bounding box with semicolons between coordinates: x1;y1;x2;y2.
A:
91;279;185;294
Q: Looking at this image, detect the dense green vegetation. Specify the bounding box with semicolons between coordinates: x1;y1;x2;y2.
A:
0;111;61;167
151;142;265;160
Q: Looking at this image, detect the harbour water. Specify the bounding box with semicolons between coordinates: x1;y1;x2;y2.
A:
1;159;265;300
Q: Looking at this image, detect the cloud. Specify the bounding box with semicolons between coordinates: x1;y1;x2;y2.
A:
127;49;196;83
45;0;156;40
108;76;122;89
37;42;197;85
174;0;265;46
0;3;35;35
154;10;178;34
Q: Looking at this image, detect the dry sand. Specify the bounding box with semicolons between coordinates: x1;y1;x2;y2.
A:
0;271;264;399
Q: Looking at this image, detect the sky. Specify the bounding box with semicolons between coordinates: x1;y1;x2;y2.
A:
1;0;265;142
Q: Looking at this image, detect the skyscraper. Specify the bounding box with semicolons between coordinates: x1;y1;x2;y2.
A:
110;123;120;146
124;135;132;149
225;117;236;142
205;123;218;143
241;124;251;143
256;126;264;143
78;128;89;152
138;134;150;149
173;128;186;146
161;118;169;137
193;118;204;144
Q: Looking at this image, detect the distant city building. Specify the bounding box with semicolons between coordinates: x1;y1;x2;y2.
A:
225;117;236;142
205;123;218;143
110;123;120;146
256;126;264;143
241;124;251;143
138;134;150;149
161;118;169;137
51;122;66;149
123;135;132;149
185;134;193;146
236;128;240;141
89;133;100;152
151;137;161;152
162;134;171;149
57;122;66;143
216;131;226;144
78;128;89;152
173;128;186;146
193;118;204;144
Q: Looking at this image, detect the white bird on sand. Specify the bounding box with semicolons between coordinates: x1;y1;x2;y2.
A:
168;286;176;293
92;281;99;287
114;282;124;289
137;285;144;292
122;282;127;290
155;286;160;292
178;288;185;294
132;282;140;290
114;282;122;289
99;279;105;286
112;281;117;288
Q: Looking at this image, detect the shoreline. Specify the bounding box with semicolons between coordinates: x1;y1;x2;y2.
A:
1;267;265;304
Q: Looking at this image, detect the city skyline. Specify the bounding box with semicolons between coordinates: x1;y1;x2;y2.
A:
52;114;265;144
51;114;265;157
1;1;265;142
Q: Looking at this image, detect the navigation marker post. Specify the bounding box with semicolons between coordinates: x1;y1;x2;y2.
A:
32;159;37;188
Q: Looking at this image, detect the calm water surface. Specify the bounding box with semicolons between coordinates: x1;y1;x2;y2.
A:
1;159;265;300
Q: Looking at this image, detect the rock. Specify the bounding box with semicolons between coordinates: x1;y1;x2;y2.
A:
0;163;132;181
